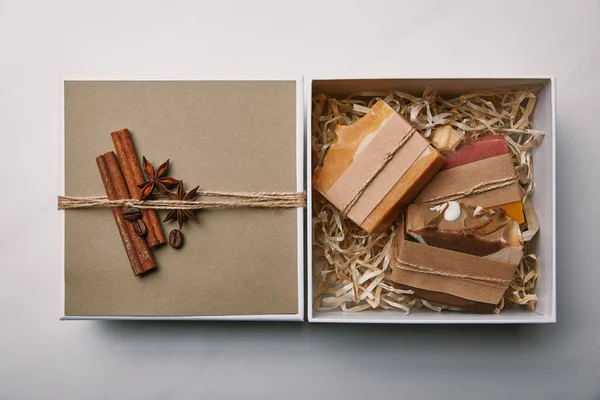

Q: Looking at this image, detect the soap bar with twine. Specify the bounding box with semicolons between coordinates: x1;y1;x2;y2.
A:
313;100;445;233
406;201;524;265
438;135;525;224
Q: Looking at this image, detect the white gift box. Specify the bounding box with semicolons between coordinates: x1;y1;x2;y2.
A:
306;77;556;324
59;77;555;323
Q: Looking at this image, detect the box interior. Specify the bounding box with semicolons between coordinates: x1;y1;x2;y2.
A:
308;78;555;323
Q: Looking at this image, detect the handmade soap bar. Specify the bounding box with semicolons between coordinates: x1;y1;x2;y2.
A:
313;100;445;233
417;135;525;224
391;218;518;313
442;135;508;170
406;202;523;265
429;126;462;152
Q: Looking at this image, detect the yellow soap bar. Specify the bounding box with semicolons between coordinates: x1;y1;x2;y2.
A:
362;146;444;233
313;100;445;233
429;126;463;152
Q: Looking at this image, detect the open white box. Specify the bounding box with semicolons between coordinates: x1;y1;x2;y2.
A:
306;77;556;324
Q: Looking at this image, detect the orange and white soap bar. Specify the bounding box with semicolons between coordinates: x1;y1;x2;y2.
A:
313;100;445;233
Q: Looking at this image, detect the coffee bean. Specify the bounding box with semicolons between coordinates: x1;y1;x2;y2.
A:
133;219;147;237
123;207;142;221
169;229;183;249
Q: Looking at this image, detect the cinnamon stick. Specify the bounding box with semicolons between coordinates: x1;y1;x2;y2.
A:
96;154;144;276
111;129;166;247
103;151;157;274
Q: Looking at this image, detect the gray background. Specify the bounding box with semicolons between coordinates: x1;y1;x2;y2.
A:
0;0;597;399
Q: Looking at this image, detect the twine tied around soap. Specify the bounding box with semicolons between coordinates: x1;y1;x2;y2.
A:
395;260;512;290
57;190;306;210
414;175;519;206
340;128;417;216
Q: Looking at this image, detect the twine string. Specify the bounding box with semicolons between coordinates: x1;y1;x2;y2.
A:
414;175;519;205
341;128;416;216
395;260;511;290
57;192;306;210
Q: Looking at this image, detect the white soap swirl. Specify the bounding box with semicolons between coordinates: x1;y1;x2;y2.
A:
443;201;461;221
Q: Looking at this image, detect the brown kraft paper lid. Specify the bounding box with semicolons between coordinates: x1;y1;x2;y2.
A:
64;81;299;317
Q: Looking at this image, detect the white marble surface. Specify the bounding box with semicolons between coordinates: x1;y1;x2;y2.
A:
1;0;598;398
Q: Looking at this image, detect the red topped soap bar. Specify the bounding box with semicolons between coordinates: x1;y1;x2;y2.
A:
442;135;509;170
430;135;524;224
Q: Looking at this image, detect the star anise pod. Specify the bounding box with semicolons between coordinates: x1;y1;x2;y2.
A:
164;181;200;230
137;157;180;199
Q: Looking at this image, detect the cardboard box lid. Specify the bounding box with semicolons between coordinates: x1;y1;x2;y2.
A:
63;80;302;318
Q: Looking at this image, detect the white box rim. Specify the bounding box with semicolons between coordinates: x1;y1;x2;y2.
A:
306;76;556;324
